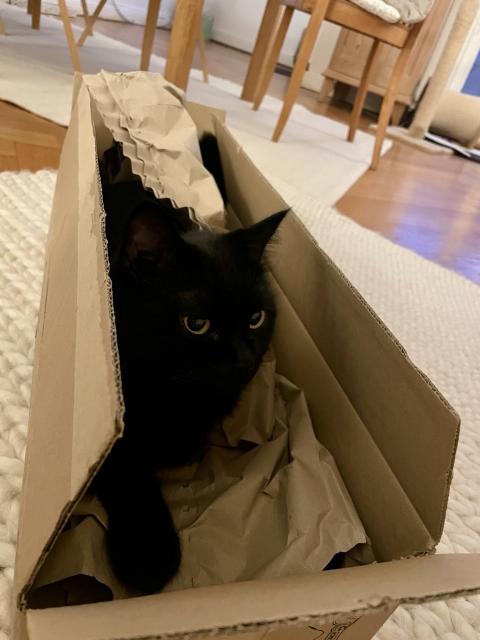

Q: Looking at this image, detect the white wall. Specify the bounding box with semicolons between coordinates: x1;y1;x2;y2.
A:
303;22;340;91
211;0;309;66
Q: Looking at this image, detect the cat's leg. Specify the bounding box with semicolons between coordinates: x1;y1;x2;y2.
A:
94;440;181;594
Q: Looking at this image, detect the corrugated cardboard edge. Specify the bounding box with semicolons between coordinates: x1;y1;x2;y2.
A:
16;82;126;613
24;555;480;640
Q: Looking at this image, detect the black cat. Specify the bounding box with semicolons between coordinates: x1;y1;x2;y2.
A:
95;141;287;594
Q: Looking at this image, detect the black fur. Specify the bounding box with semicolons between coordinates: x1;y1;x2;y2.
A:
95;160;287;593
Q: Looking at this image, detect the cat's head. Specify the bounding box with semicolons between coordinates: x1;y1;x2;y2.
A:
114;204;287;407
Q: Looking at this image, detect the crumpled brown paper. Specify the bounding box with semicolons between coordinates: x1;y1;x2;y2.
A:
163;351;370;590
84;70;225;229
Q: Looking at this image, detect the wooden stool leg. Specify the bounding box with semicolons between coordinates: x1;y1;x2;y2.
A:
371;25;420;169
58;0;82;71
272;0;330;142
0;16;5;34
31;0;41;29
242;0;282;101
348;39;380;142
140;0;162;72
391;102;406;126
77;0;107;46
253;6;293;111
197;23;209;83
317;77;335;103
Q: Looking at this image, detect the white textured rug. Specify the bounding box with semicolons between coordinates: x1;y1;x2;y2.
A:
0;1;391;208
1;169;479;639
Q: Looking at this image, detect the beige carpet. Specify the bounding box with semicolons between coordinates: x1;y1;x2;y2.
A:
0;1;391;208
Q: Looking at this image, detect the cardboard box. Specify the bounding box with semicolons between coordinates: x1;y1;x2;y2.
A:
12;74;480;640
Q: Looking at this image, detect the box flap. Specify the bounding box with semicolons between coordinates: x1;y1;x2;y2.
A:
26;555;480;640
13;83;124;609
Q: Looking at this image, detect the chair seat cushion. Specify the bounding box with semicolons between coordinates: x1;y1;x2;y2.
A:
348;0;433;23
348;0;402;22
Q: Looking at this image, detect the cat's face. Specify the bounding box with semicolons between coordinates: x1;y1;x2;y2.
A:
114;205;287;406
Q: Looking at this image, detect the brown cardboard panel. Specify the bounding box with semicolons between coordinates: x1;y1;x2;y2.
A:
186;101;226;130
213;120;459;553
270;278;434;560
26;555;480;640
13;102;79;608
13;84;124;610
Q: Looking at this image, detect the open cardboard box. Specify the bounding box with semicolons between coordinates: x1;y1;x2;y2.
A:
12;73;480;640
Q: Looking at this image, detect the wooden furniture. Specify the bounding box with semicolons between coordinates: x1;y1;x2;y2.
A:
243;0;426;169
319;0;454;123
27;0;206;90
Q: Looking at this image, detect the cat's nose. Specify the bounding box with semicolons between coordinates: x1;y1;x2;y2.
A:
231;340;254;373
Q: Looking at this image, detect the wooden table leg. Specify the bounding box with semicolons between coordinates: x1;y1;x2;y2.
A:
31;0;41;29
241;0;282;101
58;0;82;72
140;0;162;72
164;0;204;90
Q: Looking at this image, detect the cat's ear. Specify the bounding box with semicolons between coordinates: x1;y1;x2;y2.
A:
123;207;187;274
228;210;288;262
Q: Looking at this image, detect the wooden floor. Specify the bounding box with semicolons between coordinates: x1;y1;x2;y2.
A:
1;18;480;283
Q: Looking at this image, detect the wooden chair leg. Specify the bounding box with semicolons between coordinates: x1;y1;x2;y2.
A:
272;0;330;142
371;25;421;169
77;0;107;46
31;0;41;29
197;23;209;83
253;6;293;111
140;0;162;72
0;16;5;34
164;0;205;90
241;0;282;101
58;0;82;72
347;39;380;142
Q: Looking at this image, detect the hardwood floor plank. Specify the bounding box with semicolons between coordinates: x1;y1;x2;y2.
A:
0;139;16;157
15;143;61;171
0;101;64;136
0;127;61;149
0;155;19;171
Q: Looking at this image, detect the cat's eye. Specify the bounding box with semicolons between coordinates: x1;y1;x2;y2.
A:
183;316;211;335
249;310;266;330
